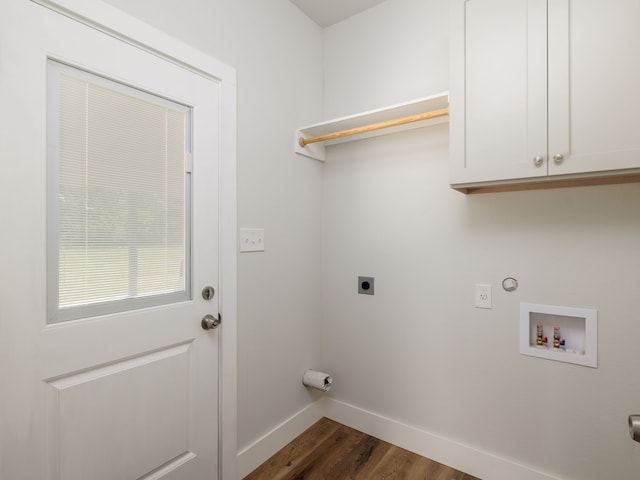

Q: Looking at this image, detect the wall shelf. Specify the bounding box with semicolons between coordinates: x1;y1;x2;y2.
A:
295;92;449;162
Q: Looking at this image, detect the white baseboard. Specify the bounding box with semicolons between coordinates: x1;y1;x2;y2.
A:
237;397;560;480
236;400;324;479
323;398;561;480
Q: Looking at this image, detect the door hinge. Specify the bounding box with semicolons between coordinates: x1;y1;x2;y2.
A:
185;152;193;173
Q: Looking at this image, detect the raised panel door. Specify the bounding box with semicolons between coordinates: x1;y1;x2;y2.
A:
450;0;548;186
0;1;221;478
548;0;640;176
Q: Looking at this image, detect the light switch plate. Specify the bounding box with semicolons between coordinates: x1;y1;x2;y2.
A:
475;283;492;309
239;228;265;252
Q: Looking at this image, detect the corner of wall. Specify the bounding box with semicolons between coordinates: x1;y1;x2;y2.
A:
236;399;325;478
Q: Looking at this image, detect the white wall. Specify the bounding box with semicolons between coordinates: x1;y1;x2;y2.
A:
322;0;640;479
100;0;325;459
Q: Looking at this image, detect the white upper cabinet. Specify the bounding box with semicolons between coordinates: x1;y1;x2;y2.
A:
450;0;640;190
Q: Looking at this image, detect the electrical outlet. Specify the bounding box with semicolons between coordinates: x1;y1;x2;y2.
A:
358;276;374;295
475;284;492;309
239;228;265;252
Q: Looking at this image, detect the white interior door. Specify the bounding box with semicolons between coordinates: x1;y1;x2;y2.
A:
0;1;222;478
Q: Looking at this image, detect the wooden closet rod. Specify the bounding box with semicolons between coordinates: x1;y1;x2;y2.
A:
298;107;449;147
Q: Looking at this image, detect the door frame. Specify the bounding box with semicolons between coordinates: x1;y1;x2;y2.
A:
31;1;238;478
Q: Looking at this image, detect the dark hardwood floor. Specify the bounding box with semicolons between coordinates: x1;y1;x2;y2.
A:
243;417;481;480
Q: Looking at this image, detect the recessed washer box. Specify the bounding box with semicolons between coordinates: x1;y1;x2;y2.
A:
519;303;598;368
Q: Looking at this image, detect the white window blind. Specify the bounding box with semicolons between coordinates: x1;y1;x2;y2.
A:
48;61;191;323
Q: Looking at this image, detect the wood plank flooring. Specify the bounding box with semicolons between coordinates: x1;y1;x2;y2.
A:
243;418;481;480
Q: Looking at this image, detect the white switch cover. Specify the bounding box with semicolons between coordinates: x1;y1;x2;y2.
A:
475;284;492;309
240;228;265;252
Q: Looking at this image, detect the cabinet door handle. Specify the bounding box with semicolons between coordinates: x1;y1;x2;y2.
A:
553;153;564;164
533;156;544;166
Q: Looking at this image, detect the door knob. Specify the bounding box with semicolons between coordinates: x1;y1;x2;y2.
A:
553;153;564;164
201;314;221;330
533;156;544;166
629;415;640;442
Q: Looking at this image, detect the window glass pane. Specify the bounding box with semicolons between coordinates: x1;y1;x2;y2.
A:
49;62;191;323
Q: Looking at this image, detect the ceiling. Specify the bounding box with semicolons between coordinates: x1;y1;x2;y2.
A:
289;0;388;28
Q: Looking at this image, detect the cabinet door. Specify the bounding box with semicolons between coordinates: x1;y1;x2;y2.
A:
450;0;547;186
548;0;640;176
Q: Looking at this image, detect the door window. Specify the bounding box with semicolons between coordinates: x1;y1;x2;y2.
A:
47;60;192;323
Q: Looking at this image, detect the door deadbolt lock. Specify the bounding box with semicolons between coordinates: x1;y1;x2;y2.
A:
201;314;221;330
201;286;215;301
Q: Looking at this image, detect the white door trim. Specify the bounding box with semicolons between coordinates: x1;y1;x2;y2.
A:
29;1;238;478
